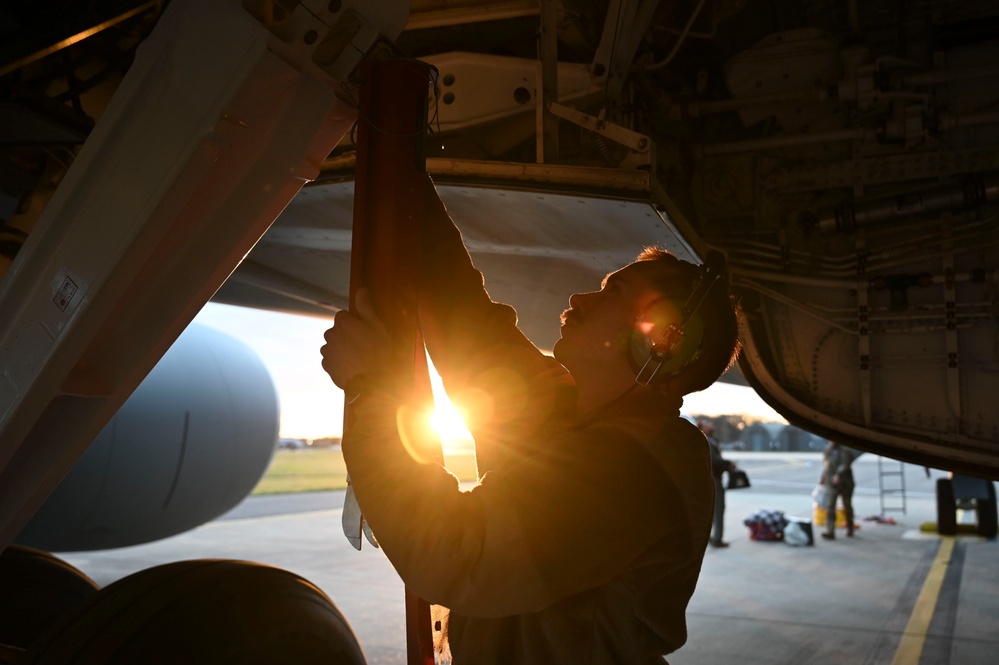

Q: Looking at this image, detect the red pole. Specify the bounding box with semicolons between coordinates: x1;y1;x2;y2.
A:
347;57;438;665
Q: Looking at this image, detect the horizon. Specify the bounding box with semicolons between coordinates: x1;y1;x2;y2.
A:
194;302;789;440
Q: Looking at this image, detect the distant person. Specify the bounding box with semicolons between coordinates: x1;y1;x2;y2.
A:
321;174;742;663
700;419;735;547
821;441;858;539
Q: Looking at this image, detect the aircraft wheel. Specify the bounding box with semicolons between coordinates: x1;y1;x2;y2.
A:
936;478;957;536
975;482;997;539
19;559;366;665
0;545;99;650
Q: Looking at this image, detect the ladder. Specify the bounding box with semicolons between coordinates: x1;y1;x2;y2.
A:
877;456;908;515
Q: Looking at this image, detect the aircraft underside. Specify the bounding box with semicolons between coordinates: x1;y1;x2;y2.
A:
226;0;999;474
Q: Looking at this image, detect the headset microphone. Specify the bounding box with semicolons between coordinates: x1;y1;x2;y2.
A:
634;251;725;385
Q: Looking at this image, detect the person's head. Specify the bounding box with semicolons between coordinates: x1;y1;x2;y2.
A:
698;419;715;436
553;247;741;402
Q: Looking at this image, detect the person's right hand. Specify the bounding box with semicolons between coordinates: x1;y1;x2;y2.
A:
320;288;391;392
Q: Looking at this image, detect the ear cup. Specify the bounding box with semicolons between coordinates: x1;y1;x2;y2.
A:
632;252;726;385
630;299;706;380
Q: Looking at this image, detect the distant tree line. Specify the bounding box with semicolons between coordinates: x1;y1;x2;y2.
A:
298;423;825;453
691;415;827;452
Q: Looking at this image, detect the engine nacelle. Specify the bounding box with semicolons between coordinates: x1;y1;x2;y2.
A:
16;323;279;551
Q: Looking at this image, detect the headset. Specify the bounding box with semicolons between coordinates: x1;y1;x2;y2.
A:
631;252;725;385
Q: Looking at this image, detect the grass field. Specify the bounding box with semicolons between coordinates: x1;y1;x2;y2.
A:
251;447;479;495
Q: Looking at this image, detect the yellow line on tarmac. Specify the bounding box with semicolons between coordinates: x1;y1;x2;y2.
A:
892;537;954;665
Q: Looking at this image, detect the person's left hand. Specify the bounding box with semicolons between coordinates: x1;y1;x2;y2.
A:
320;288;391;392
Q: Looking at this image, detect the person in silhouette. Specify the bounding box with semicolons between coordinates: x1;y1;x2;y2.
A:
322;175;742;664
821;441;859;539
700;419;736;548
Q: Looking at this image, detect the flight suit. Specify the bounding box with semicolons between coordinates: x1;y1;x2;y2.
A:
822;443;857;538
341;177;715;663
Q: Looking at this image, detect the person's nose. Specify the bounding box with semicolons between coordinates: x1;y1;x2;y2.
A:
568;290;597;310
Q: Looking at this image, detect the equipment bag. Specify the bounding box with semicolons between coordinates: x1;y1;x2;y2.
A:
727;469;751;490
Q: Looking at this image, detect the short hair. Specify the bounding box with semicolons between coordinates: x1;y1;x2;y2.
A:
634;246;742;395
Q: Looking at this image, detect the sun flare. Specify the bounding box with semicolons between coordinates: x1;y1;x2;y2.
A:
429;401;472;441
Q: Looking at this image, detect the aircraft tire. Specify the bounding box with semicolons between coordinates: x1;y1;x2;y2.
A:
936;478;957;536
975;482;997;539
0;545;99;650
18;559;367;665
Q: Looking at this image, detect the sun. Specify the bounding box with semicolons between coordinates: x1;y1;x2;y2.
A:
429;400;472;441
425;355;473;442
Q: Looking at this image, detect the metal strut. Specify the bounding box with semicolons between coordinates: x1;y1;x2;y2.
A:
343;57;440;665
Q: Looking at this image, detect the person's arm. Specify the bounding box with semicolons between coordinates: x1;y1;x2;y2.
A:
416;175;574;472
709;443;725;476
417;174;548;374
828;448;849;484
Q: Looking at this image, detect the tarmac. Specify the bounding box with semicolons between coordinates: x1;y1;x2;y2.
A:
59;452;998;665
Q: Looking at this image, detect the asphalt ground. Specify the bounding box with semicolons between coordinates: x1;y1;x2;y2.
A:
59;453;998;665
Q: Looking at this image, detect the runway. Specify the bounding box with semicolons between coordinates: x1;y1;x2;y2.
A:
59;453;998;665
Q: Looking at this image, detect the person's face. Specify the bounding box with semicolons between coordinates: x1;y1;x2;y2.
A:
554;261;669;378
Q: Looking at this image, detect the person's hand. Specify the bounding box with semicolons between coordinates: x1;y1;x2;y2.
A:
320;288;391;392
831;473;840;487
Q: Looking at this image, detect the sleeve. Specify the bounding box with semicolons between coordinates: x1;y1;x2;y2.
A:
830;448;849;474
709;442;729;477
342;395;679;618
417;175;545;370
416;175;574;472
